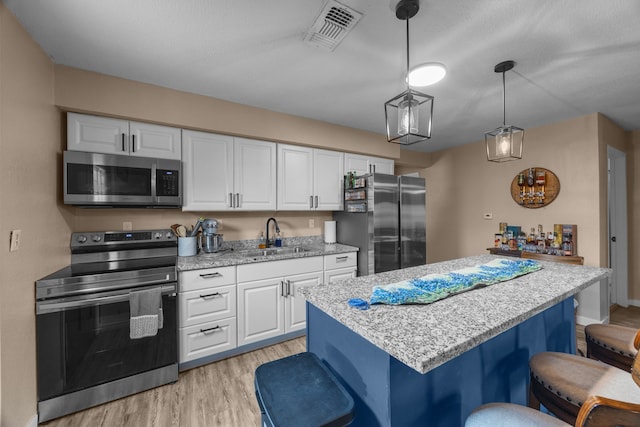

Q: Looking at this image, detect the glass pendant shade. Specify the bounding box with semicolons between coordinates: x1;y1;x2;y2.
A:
384;0;437;146
485;125;524;162
385;89;434;145
485;60;524;162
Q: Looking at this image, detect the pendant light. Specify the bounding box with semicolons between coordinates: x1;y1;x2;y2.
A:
384;0;437;145
485;60;524;162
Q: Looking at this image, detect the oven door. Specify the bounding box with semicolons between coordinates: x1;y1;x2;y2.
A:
36;283;177;402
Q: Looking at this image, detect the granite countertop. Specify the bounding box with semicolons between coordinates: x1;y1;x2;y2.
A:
177;236;358;272
301;254;610;374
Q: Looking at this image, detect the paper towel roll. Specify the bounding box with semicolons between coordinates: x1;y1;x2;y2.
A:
324;221;336;244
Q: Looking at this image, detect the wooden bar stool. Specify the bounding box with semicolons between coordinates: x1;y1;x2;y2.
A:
585;324;640;371
466;353;640;426
528;350;640;425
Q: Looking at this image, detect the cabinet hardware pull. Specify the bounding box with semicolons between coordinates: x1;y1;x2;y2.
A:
200;292;220;299
309;196;313;208
235;193;240;208
122;133;126;152
336;256;348;262
228;193;233;208
200;325;221;334
132;134;136;152
314;196;318;208
280;280;285;297
200;272;222;278
286;280;291;297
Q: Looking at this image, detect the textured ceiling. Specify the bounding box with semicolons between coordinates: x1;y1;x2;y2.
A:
5;0;640;152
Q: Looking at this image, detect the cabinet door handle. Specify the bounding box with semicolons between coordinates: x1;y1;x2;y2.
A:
287;280;292;297
281;280;286;297
200;292;221;299
131;134;136;152
200;272;222;279
228;193;233;208
200;325;221;335
336;256;349;262
235;193;240;208
309;196;314;209
314;196;318;208
121;133;126;152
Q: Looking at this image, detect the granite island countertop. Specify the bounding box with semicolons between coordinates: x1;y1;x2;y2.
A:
177;238;358;271
301;254;610;374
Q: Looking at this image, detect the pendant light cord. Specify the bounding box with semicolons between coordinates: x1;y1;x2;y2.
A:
502;70;506;126
405;16;410;91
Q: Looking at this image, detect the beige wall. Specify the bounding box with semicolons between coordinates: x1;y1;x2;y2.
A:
631;130;640;300
425;114;602;266
0;4;70;426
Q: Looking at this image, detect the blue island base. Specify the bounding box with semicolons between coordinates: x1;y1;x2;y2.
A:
306;298;575;427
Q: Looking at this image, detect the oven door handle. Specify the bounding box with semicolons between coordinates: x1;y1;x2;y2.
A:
36;284;176;314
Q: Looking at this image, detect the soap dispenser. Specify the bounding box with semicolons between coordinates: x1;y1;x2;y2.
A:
258;232;266;249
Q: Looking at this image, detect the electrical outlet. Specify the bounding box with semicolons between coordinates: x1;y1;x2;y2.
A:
123;221;133;231
483;213;493;220
309;219;315;228
10;229;21;252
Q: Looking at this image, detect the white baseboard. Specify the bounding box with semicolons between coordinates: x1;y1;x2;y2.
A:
26;414;38;427
576;314;609;325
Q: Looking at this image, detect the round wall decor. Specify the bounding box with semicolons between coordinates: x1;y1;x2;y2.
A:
510;167;560;208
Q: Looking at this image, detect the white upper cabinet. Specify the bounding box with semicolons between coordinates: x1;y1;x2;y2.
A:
67;112;181;160
344;152;394;176
182;130;276;211
277;144;344;211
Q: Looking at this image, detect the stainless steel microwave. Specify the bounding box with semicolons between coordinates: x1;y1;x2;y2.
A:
63;150;182;207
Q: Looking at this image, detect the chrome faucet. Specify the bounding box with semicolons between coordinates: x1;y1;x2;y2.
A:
266;217;280;248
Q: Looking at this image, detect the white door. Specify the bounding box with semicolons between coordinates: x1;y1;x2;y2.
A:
277;144;314;210
129;121;181;159
344;153;370;176
371;157;395;175
234;138;277;210
67;113;129;155
237;278;285;345
285;271;323;332
182;130;234;211
314;149;344;210
608;146;629;307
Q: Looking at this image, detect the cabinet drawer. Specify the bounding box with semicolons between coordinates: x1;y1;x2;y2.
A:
237;256;323;282
179;266;236;292
324;252;357;270
179;284;236;327
324;267;356;285
179;318;237;363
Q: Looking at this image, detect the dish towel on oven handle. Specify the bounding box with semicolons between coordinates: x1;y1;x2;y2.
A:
129;287;164;339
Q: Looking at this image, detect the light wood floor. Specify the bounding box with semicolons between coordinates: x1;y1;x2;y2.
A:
42;306;640;427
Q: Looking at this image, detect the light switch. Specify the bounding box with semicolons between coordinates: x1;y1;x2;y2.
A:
10;229;21;252
309;219;315;228
122;221;133;231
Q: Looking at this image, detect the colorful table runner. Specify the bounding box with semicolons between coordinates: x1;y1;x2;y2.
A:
348;258;542;310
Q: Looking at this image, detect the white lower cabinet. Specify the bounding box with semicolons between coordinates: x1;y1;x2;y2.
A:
178;266;237;364
324;252;357;284
237;257;323;346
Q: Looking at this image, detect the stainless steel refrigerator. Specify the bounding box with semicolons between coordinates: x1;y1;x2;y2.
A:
334;173;426;276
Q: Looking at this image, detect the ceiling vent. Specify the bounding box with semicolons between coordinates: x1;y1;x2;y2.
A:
304;0;363;51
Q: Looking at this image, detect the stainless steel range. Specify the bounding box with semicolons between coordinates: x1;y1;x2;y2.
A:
35;229;178;422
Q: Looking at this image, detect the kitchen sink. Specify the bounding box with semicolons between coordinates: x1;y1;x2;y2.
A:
240;246;312;258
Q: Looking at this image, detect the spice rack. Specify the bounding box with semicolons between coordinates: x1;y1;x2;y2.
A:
344;173;368;212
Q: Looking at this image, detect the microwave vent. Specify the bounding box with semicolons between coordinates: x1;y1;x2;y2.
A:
304;0;363;51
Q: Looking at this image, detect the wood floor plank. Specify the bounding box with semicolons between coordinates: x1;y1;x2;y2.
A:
41;307;640;427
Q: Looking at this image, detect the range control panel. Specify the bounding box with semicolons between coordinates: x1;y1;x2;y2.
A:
71;229;176;249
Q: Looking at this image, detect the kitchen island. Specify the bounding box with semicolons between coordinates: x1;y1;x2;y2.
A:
302;255;610;427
